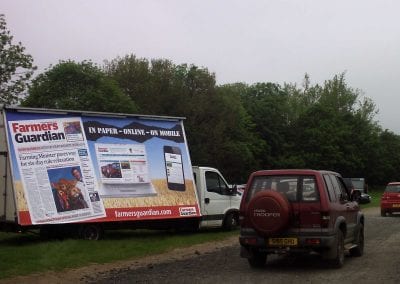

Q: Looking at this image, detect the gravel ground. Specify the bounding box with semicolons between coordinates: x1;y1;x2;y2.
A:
3;207;399;284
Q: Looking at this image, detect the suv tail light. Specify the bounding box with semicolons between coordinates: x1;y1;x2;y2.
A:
240;237;258;246
305;238;321;245
239;210;246;225
320;212;330;228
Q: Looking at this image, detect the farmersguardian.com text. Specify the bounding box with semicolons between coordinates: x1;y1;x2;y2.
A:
114;209;172;218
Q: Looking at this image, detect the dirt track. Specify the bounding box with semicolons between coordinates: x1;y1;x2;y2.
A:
3;207;400;284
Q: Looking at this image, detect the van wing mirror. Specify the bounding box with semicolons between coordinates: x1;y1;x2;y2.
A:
230;184;238;195
351;190;361;202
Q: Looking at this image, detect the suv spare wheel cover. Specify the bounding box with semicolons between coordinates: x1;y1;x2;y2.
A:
247;190;291;235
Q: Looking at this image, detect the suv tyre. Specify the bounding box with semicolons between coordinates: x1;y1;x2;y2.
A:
248;249;267;268
330;230;345;268
350;224;364;257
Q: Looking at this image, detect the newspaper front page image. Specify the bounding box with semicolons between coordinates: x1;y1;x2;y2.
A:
8;117;106;224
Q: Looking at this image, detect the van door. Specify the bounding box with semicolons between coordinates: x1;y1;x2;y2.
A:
202;170;231;227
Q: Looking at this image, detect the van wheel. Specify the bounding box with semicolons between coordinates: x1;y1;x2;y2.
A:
223;212;238;230
381;210;386;217
330;230;345;268
350;224;364;257
80;224;103;240
248;249;267;268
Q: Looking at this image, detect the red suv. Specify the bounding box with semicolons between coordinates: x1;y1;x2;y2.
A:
381;182;400;216
239;169;364;268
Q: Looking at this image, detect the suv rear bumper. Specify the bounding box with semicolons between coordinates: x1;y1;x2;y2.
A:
239;234;336;257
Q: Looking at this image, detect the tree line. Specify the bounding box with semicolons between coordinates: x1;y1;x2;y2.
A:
2;14;400;185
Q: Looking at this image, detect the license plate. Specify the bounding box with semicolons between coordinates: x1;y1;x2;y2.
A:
268;238;298;246
392;204;400;208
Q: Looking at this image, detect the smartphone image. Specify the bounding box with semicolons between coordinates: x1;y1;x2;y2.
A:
163;146;186;191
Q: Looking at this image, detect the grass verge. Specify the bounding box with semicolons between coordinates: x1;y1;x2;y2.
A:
360;187;383;209
0;228;238;279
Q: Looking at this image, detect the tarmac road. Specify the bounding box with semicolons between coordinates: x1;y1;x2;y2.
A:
87;207;400;284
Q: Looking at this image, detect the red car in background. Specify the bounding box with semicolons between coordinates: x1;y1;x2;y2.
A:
380;182;400;216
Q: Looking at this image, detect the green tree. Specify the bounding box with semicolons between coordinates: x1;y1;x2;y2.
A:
104;55;152;113
283;73;381;177
0;14;36;105
22;60;137;113
372;130;400;184
105;55;261;182
215;84;266;180
240;82;290;169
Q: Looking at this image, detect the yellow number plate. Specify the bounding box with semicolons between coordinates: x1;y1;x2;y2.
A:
268;238;298;246
392;204;400;208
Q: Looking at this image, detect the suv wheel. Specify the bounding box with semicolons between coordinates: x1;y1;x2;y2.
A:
248;249;267;268
331;230;345;268
381;210;386;217
350;224;364;257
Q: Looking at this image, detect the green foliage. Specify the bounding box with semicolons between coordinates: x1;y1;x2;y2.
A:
105;55;260;182
104;59;400;184
8;45;400;185
279;73;382;178
360;186;383;208
239;82;292;169
22;61;137;113
0;14;36;105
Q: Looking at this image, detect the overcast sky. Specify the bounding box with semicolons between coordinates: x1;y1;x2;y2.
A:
3;0;400;133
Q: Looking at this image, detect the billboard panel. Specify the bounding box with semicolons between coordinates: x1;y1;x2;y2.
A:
4;109;200;225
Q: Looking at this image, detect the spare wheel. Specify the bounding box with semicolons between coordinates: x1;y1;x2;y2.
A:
247;190;291;235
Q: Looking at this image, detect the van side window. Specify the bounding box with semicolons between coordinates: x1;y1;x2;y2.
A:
205;171;229;195
323;174;336;202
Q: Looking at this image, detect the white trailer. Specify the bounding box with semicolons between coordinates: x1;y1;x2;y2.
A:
0;106;240;239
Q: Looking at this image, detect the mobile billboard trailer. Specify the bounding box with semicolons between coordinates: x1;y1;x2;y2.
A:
0;106;240;239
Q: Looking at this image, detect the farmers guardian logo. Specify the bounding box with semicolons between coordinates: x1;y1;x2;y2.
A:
11;122;65;143
253;208;280;218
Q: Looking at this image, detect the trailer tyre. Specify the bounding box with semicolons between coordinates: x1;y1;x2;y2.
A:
40;226;54;239
80;224;103;240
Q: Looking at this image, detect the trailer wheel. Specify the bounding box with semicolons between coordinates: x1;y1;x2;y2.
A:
40;226;53;239
40;226;62;239
80;224;103;240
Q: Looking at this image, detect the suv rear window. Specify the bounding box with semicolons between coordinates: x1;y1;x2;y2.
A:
246;175;318;203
